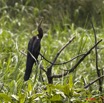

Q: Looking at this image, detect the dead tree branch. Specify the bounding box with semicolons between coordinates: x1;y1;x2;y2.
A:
39;52;85;65
46;36;75;83
52;71;68;78
20;50;27;56
51;39;102;79
91;19;102;92
68;39;102;73
50;36;75;68
84;75;104;89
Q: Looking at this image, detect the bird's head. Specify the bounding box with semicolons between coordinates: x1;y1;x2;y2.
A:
38;19;43;39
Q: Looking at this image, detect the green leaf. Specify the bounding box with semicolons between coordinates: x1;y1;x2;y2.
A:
68;74;73;88
0;93;12;102
32;93;43;100
19;93;26;103
50;94;62;102
28;81;32;93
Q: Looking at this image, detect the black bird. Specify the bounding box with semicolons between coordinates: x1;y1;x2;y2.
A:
24;20;43;81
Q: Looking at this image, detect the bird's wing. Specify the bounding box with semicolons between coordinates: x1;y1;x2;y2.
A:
24;36;41;81
32;36;41;54
28;36;40;54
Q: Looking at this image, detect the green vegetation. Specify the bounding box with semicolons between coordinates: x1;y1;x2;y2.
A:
0;0;104;102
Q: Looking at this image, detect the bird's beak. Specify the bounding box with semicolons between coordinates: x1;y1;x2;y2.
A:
38;18;43;28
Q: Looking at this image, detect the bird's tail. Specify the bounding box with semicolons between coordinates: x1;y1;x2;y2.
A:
24;54;35;81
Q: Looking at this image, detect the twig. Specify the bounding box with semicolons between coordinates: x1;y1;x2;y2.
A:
68;39;102;73
52;71;68;78
28;51;47;72
20;50;27;56
28;50;38;64
49;36;75;68
84;75;104;88
39;52;84;65
91;19;102;92
39;63;46;73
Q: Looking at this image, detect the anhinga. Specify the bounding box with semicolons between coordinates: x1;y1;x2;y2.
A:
24;20;43;81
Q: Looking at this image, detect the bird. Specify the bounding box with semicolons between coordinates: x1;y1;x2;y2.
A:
24;19;43;81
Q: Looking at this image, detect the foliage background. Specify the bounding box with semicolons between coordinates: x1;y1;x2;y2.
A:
0;0;104;102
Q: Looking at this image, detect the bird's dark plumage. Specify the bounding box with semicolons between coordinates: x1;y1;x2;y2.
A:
24;21;43;81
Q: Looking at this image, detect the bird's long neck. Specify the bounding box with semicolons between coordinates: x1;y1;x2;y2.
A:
37;27;43;39
37;33;43;39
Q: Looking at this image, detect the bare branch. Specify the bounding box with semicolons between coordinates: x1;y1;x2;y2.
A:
46;36;75;83
20;50;27;56
39;63;47;73
47;39;102;81
49;36;75;68
28;50;38;64
52;71;68;78
91;19;102;92
28;51;47;73
68;39;102;74
39;52;84;65
51;39;102;79
84;75;104;88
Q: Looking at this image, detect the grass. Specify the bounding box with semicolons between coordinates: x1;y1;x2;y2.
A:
0;1;104;102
